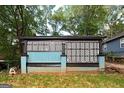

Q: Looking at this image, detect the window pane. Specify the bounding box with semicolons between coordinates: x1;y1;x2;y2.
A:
121;43;124;48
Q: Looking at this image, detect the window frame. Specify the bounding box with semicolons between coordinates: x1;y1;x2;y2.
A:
120;38;124;48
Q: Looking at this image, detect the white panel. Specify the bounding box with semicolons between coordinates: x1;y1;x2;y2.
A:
96;43;99;49
81;56;84;62
72;50;76;55
94;49;97;55
85;43;89;48
56;42;61;51
96;49;99;55
67;56;71;63
32;41;38;51
81;43;84;49
85;50;89;56
85;57;89;63
67;50;71;56
67;43;71;49
72;56;75;63
39;41;43;51
94;43;96;48
72;43;76;49
46;41;50;51
90;50;94;55
94;56;97;62
90;43;94;49
76;43;80;49
77;57;80;62
77;50;80;56
90;56;94;62
81;50;84;56
50;41;55;51
27;41;32;51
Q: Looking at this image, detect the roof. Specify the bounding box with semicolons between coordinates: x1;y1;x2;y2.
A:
20;36;105;41
103;32;124;44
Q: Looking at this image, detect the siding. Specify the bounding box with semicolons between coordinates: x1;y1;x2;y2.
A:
103;37;124;56
26;40;100;63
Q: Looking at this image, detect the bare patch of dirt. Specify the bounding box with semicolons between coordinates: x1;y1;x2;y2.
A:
105;63;124;74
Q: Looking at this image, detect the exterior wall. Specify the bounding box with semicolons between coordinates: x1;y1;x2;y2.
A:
26;40;100;63
27;52;62;63
27;41;63;52
21;51;67;73
65;41;99;63
27;67;61;72
103;37;124;56
20;37;105;73
98;55;105;71
21;51;105;73
21;56;27;73
66;67;99;71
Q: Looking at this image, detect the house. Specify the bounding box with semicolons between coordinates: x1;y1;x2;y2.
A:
103;32;124;57
20;36;105;73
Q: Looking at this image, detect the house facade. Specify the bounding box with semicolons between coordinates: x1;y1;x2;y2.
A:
103;32;124;57
20;36;105;73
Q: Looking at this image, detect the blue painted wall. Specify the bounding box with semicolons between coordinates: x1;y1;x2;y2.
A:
27;52;62;63
98;55;105;71
21;52;105;73
21;51;67;73
103;37;124;56
21;56;27;73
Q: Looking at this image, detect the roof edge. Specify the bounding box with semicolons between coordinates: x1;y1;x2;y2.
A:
20;36;106;41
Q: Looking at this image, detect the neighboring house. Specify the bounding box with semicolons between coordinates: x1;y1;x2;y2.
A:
20;36;105;73
103;32;124;57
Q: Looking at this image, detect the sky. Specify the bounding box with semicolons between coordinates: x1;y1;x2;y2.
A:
37;5;71;36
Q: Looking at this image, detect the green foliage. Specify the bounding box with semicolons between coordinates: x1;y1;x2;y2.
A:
50;5;108;36
31;5;55;35
0;5;55;64
49;7;66;36
0;6;35;63
103;5;124;38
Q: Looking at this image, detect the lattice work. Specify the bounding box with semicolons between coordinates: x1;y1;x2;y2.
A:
27;40;100;63
65;41;99;63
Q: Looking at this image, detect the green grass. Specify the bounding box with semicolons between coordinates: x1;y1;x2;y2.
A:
0;72;124;88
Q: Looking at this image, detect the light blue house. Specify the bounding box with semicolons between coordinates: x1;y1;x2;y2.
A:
20;36;105;73
103;32;124;57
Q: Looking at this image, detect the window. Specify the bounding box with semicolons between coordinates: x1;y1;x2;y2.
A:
120;38;124;48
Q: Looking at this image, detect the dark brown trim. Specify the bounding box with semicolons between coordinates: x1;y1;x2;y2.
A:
67;63;99;67
26;50;62;52
27;63;99;67
99;39;102;54
27;63;61;67
20;36;105;41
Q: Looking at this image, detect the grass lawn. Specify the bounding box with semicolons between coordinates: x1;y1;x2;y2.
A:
0;72;124;88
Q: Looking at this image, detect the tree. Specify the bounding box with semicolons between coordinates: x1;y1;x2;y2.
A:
31;5;55;35
48;7;66;36
0;5;55;64
52;5;108;36
0;5;35;62
102;5;124;38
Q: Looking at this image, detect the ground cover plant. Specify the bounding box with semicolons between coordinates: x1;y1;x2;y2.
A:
0;72;124;88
